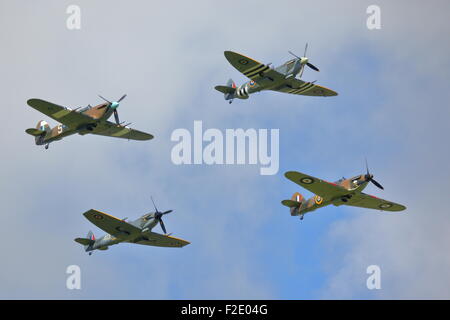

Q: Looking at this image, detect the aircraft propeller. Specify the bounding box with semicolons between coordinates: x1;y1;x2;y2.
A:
151;196;173;234
288;43;320;72
364;159;384;190
98;94;127;125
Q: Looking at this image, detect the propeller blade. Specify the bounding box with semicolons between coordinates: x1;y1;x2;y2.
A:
114;110;120;124
306;62;320;72
304;43;308;57
117;94;127;102
288;50;301;59
370;178;384;190
159;218;167;234
162;210;173;215
98;95;111;104
151;196;158;213
365;158;370;176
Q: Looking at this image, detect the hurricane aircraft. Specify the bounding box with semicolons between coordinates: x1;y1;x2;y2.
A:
281;162;406;220
25;95;153;149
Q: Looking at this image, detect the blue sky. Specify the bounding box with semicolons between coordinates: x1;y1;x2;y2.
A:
1;0;449;299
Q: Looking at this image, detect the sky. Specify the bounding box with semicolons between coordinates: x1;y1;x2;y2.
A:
0;0;449;299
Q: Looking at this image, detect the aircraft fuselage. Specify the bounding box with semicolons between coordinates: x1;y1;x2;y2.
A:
229;59;306;101
36;103;114;146
85;212;160;253
291;174;370;216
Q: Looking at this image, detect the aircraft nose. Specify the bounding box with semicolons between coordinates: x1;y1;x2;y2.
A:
111;101;119;109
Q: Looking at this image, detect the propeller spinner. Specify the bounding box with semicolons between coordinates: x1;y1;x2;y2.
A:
288;43;320;73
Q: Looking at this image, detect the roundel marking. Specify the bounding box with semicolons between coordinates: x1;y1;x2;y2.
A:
300;177;314;184
239;59;249;65
93;214;103;220
249;80;256;87
314;195;323;205
57;124;63;134
379;203;393;209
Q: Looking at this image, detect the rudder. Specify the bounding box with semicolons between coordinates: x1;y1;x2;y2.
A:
25;120;50;145
214;79;236;103
281;192;304;216
74;231;95;251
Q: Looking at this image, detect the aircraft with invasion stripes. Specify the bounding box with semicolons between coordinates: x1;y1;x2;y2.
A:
215;44;337;103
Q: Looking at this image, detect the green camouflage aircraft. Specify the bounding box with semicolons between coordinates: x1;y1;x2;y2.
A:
25;95;153;149
215;44;337;103
75;198;190;255
282;162;406;220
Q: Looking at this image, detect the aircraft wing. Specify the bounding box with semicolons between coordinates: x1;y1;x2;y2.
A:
275;78;338;97
91;121;154;141
345;193;406;212
285;171;349;200
224;51;286;84
27;99;94;128
83;209;141;240
224;52;337;96
224;51;271;78
135;231;190;248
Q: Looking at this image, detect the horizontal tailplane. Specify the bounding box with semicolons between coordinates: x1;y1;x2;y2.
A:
281;192;304;216
74;231;95;251
215;79;236;103
25;128;46;137
214;85;236;94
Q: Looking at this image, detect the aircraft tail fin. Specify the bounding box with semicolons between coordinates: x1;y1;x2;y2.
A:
25;120;50;145
214;79;236;102
281;192;304;216
74;231;95;251
35;120;51;132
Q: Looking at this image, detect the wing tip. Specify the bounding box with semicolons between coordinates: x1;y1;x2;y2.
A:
142;134;154;141
181;241;191;247
284;171;299;178
26;98;41;107
224;50;253;63
82;209;105;219
168;236;191;247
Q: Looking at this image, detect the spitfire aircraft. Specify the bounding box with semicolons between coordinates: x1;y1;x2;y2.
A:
75;198;190;255
281;162;406;220
215;44;337;103
25;95;153;149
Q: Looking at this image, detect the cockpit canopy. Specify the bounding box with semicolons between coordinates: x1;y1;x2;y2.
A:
335;177;346;184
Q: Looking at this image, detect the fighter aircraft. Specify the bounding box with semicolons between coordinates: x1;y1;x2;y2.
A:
75;198;190;255
215;44;337;103
281;162;406;220
25;95;153;149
